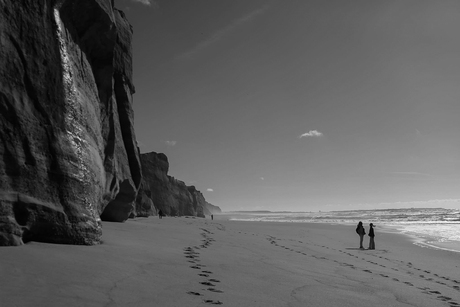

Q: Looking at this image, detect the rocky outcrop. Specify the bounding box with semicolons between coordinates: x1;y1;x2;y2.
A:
187;186;222;217
139;152;220;217
0;0;141;246
132;180;156;218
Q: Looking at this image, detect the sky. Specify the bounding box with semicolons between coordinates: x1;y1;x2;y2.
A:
114;0;460;212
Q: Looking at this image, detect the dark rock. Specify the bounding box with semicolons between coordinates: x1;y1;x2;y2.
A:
0;0;140;245
138;152;221;217
187;186;221;217
132;180;155;218
99;8;141;222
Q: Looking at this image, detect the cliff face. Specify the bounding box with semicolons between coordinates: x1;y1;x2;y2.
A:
187;186;222;216
139;152;220;217
0;0;142;246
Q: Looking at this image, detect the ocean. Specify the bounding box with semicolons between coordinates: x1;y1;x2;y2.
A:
227;208;460;253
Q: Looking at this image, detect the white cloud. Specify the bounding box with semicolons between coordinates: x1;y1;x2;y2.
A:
129;0;155;6
207;188;214;192
299;130;323;138
165;140;177;146
260;177;265;181
177;4;271;59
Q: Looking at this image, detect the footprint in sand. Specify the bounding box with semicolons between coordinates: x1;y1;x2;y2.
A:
187;291;203;296
392;278;399;281
379;274;389;278
417;287;429;291
209;279;220;283
429;290;441;294
208;288;223;293
204;299;223;305
200;282;215;286
202;270;213;274
436;281;446;285
437;296;452;301
363;269;372;273
403;282;414;286
199;274;209;277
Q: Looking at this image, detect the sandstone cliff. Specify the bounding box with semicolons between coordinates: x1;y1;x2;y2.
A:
0;0;143;246
138;152;220;217
187;186;222;216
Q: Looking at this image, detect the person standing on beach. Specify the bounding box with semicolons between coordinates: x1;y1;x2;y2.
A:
368;223;375;250
356;221;366;249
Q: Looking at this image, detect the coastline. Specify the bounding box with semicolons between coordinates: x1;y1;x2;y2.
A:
1;217;459;306
221;210;460;254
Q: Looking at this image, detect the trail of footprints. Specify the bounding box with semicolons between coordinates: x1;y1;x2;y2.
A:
266;236;460;307
185;228;224;305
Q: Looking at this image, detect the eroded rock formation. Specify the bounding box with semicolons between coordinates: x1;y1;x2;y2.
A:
0;0;142;245
138;152;220;217
187;186;222;217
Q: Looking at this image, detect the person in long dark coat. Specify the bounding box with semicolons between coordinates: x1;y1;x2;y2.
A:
368;223;375;250
356;221;366;249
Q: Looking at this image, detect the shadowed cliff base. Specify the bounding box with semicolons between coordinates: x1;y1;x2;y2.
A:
0;1;220;246
0;0;141;245
137;152;221;218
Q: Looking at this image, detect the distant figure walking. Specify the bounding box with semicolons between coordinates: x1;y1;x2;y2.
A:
158;209;163;219
211;214;213;220
368;223;375;250
356;221;366;249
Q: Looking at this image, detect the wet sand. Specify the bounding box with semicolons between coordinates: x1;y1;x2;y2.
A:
1;217;459;306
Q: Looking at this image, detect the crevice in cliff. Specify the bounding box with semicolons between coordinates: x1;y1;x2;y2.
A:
113;72;142;189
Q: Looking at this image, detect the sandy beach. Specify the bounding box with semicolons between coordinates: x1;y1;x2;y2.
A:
1;216;459;307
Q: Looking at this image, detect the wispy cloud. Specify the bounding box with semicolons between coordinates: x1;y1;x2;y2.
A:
177;4;271;60
207;188;214;192
299;130;323;138
260;177;265;181
165;140;177;146
129;0;157;7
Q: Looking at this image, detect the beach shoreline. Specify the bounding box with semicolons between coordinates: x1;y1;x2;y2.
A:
219;209;460;254
1;217;459;307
